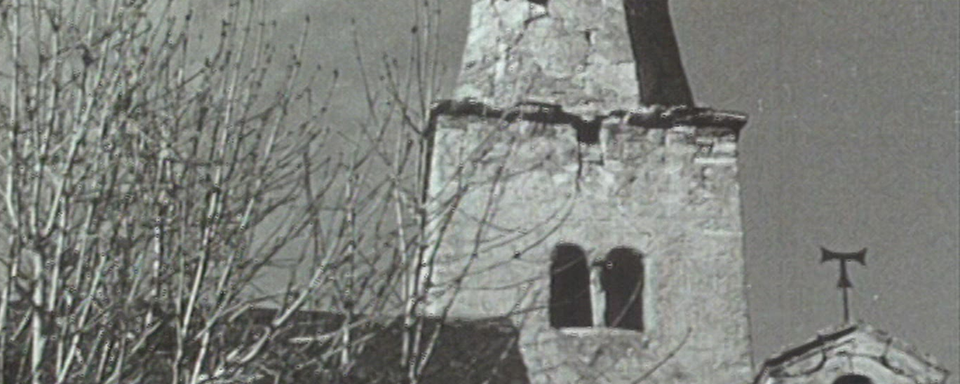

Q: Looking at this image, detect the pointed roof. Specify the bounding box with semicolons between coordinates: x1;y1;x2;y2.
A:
753;322;949;384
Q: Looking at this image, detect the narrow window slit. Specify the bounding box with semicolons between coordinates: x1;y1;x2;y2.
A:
549;243;592;328
600;247;644;331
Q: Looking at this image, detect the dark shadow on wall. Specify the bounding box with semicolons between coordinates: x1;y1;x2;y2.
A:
1;304;529;384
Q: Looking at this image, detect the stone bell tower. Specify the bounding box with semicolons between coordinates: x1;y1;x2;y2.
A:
424;1;753;383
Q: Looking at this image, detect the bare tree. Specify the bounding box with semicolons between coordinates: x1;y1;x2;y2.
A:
0;0;562;382
0;0;371;381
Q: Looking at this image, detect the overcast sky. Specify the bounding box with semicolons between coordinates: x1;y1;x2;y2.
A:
230;0;959;378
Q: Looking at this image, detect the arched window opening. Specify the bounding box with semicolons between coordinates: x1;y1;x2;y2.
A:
600;247;644;331
833;375;873;384
549;244;592;328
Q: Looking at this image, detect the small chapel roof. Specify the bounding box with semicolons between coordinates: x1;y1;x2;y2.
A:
753;322;950;384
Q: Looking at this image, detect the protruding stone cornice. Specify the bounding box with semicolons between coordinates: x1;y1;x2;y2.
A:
428;98;747;141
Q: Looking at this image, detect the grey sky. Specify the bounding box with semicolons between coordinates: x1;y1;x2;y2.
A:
243;0;958;378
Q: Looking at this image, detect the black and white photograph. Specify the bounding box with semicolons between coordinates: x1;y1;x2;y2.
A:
0;0;956;383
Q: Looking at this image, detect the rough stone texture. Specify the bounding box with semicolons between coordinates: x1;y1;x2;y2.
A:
425;114;752;384
455;0;639;115
426;1;754;383
753;323;950;384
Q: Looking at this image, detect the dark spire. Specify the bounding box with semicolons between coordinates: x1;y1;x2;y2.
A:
623;0;695;107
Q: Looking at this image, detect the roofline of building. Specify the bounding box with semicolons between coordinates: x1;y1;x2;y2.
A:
752;321;950;384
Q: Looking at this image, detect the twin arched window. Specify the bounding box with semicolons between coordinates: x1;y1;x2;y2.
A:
549;244;644;331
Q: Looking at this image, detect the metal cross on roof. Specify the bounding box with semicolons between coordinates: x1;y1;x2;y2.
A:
820;247;867;324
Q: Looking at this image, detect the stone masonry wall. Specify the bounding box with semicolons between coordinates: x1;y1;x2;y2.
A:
428;1;753;383
754;327;950;384
455;0;639;114
425;114;753;384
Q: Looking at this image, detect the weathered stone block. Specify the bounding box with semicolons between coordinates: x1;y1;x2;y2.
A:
426;112;751;384
455;0;639;112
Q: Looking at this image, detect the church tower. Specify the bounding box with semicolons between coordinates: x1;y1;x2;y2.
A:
424;1;753;383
